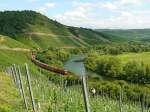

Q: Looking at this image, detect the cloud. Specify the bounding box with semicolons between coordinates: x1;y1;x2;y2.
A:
52;1;150;29
45;2;55;8
120;0;142;5
37;2;55;13
121;11;133;16
26;0;40;2
101;2;117;10
53;2;95;27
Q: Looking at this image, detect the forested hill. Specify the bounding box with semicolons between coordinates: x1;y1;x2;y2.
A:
96;29;150;42
0;10;109;49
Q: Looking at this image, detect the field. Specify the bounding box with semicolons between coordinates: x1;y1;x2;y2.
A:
117;52;150;64
94;52;150;64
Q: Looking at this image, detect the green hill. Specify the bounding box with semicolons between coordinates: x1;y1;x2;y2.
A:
1;11;150;49
0;11;109;49
96;29;150;42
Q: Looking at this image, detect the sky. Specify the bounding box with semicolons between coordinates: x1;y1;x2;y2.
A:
0;0;150;29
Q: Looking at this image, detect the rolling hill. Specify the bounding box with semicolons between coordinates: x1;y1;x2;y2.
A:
96;29;150;42
0;10;150;49
0;11;109;49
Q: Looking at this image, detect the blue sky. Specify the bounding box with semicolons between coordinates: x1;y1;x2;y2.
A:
0;0;150;29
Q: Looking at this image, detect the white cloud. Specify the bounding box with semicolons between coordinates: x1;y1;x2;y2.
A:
101;2;117;10
26;0;41;3
120;0;142;5
137;20;143;24
121;11;133;16
45;2;55;8
37;2;55;13
54;7;88;27
52;1;150;29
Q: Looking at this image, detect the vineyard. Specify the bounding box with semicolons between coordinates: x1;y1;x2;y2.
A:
0;62;150;112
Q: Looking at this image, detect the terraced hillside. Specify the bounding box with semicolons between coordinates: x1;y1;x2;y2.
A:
0;11;109;49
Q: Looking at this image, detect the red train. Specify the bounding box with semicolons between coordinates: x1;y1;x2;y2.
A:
31;52;69;75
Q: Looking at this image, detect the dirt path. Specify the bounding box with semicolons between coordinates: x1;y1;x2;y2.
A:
0;37;4;43
0;47;31;52
26;32;73;38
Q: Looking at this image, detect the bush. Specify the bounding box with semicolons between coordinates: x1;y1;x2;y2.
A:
123;61;150;83
96;57;122;77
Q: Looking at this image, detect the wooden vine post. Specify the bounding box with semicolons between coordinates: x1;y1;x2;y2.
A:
18;65;28;110
81;75;91;112
25;63;37;112
13;64;22;96
119;89;123;112
11;66;17;86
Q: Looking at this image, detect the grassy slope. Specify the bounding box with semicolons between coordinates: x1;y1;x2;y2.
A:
0;50;38;74
0;35;29;49
0;73;25;112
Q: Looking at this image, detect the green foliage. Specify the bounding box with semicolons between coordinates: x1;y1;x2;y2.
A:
36;48;72;67
123;61;150;83
85;51;150;84
96;57;122;77
92;42;150;55
85;52;99;71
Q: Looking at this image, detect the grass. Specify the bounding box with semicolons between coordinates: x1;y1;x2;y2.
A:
0;35;29;49
0;50;38;74
0;73;25;112
117;52;150;64
98;52;150;65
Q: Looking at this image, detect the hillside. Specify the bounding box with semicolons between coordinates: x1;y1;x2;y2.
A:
96;29;150;42
0;11;109;49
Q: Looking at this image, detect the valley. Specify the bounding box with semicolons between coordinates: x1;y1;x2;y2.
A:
0;10;150;112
